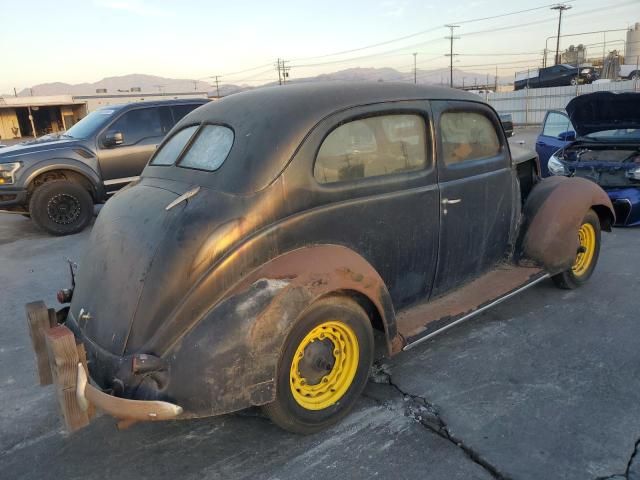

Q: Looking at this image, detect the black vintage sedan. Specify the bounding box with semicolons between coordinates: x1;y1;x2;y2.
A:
27;83;614;434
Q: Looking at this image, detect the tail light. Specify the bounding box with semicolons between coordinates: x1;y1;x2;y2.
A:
57;288;73;304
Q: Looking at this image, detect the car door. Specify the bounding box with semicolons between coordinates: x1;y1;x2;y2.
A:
285;102;440;308
98;106;172;189
430;100;514;297
535;111;574;176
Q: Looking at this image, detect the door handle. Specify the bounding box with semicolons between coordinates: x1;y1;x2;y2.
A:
442;198;462;205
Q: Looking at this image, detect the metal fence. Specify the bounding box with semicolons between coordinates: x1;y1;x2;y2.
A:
484;79;640;125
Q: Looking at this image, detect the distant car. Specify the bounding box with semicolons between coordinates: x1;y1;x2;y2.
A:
535;109;576;177
619;64;640;80
26;83;614;436
0;98;209;235
546;91;640;226
514;64;598;90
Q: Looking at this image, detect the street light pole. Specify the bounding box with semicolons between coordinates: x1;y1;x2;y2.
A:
413;52;418;84
551;4;572;65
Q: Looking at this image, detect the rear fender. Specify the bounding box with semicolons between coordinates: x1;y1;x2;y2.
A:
164;244;397;417
518;176;614;273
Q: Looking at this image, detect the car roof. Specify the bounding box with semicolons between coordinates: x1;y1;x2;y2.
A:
152;82;487;194
99;98;209;112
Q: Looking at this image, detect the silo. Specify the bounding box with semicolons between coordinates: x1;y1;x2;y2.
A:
627;23;640;62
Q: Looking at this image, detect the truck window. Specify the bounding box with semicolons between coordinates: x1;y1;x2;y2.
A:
107;108;163;146
172;104;202;125
314;114;427;183
440;111;500;165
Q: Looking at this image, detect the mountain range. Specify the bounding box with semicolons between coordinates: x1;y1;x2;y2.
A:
10;68;508;98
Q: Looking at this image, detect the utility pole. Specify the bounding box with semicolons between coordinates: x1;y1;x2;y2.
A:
276;59;290;85
413;52;418;84
495;65;498;91
445;24;460;88
211;76;221;98
276;58;282;85
551;4;572;65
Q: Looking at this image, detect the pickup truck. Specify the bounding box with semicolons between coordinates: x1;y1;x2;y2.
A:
0;98;209;235
25;83;615;435
514;64;598;90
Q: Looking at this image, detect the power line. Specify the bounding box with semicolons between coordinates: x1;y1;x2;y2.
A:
290;1;580;63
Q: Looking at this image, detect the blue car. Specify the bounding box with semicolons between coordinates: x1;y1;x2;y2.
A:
541;91;640;227
535;110;575;177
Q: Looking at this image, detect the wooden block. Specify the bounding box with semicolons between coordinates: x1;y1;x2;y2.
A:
76;343;96;420
26;301;53;385
47;308;58;328
45;325;89;432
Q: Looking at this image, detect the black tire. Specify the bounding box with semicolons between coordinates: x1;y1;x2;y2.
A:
552;209;601;290
29;180;94;236
570;77;578;86
262;296;374;434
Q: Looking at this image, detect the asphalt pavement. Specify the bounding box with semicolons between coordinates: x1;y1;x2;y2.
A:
2;142;640;479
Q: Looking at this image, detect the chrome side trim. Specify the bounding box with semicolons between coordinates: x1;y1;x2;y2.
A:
165;186;200;211
403;273;550;351
103;176;139;186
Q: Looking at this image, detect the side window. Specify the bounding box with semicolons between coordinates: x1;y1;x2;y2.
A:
171;104;201;125
440;111;500;165
542;112;574;138
314;114;427;184
107;108;163;146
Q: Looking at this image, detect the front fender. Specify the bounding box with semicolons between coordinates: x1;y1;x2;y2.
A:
519;176;614;273
163;244;396;418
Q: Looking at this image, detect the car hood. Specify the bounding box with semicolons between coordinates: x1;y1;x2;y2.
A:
566;91;640;136
0;136;82;161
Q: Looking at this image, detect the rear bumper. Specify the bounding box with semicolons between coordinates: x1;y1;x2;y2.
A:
26;301;182;432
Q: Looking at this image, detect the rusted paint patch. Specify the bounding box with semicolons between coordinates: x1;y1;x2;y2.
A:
396;265;542;341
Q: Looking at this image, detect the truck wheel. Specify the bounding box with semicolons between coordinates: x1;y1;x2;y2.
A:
262;296;374;434
29;180;94;236
570;77;578;86
552;209;601;289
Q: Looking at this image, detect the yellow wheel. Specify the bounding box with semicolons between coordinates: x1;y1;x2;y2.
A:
571;222;596;278
553;209;601;289
289;320;359;410
263;297;374;434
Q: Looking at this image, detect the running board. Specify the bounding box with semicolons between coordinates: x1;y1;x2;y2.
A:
401;270;549;352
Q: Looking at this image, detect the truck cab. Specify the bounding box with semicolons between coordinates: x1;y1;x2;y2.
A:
0;98;208;235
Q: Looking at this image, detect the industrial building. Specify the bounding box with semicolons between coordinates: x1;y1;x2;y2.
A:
0;91;209;142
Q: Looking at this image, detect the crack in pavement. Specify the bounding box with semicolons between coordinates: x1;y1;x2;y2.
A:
367;362;510;480
595;437;640;480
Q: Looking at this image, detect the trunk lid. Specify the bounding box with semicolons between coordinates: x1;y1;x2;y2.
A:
69;178;194;355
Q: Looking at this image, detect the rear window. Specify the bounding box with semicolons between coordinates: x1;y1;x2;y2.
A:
151;126;198;165
150;124;234;172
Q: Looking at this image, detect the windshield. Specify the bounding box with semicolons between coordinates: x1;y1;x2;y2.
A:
65;108;117;139
584;129;640;141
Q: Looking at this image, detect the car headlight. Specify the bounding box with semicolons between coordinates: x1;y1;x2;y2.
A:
547;153;567;176
0;162;21;185
627;166;640;181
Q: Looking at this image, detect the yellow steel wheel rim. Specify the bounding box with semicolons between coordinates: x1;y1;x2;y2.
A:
290;320;359;411
572;222;596;277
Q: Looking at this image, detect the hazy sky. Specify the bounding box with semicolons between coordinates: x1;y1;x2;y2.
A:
1;0;638;92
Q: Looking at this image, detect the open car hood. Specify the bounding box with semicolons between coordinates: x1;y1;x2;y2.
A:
566;91;640;137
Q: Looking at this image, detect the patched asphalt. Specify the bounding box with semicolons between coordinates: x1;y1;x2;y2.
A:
2;152;639;478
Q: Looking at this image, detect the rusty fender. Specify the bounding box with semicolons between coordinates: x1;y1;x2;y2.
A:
164;245;397;418
518;176;614;273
